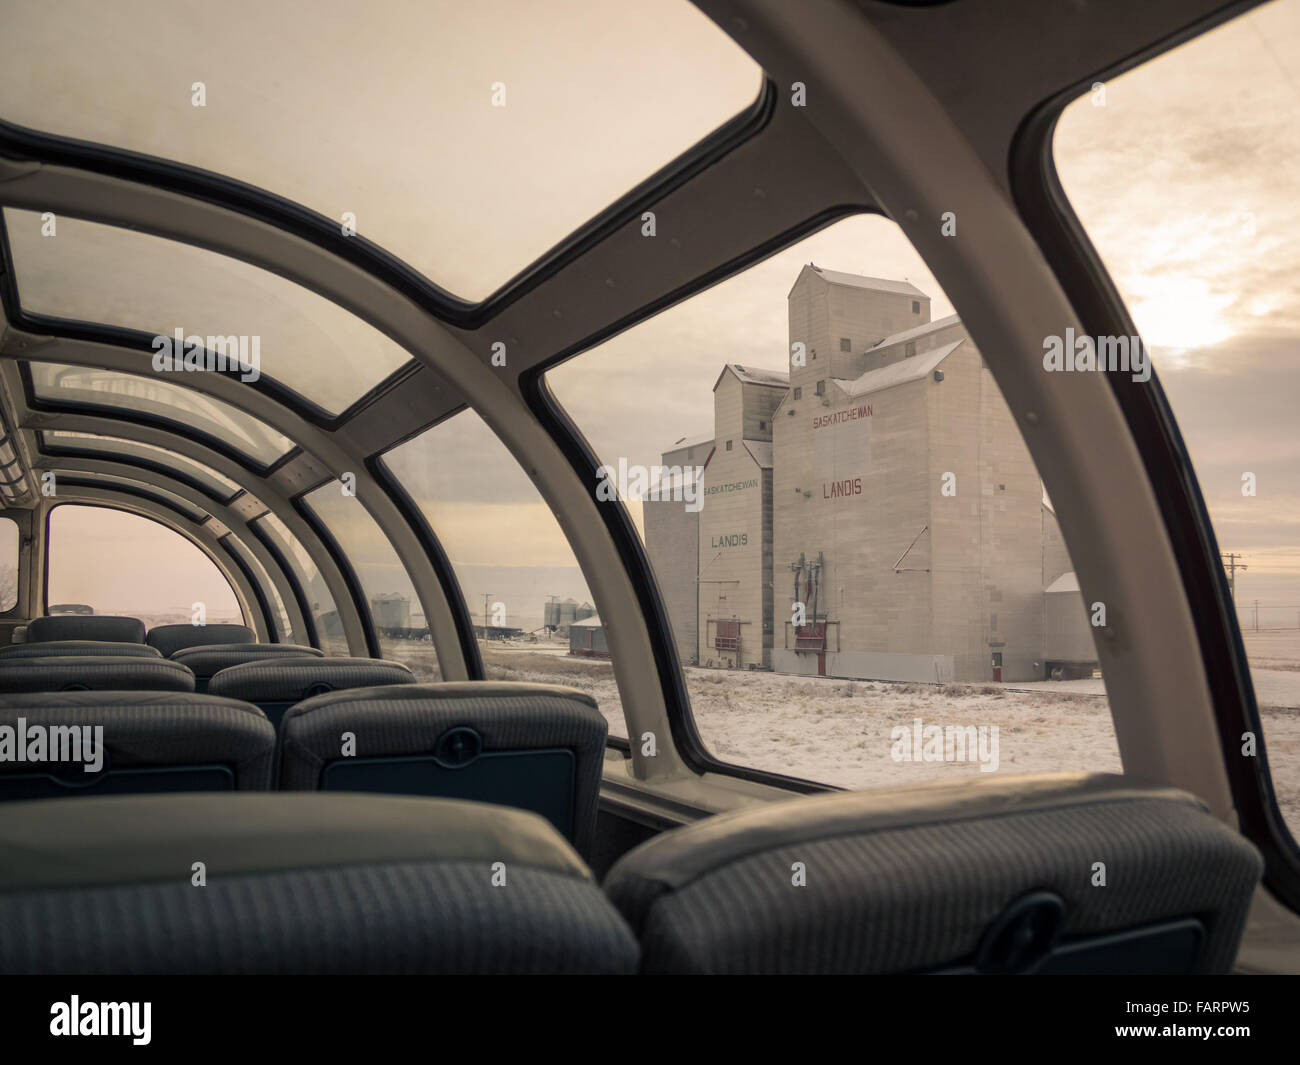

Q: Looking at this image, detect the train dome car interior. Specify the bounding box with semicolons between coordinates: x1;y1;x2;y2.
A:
0;0;1297;995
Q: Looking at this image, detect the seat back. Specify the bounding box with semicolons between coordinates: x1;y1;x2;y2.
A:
0;691;274;801
278;682;607;857
146;623;258;658
0;640;163;659
171;643;324;692
603;773;1263;974
0;792;638;973
0;656;195;693
208;656;415;729
28;615;145;644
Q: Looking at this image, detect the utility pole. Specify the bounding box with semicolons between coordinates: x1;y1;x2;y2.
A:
483;593;494;633
1222;552;1247;603
1253;599;1260;632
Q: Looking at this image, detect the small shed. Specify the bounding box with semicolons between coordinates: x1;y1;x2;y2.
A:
568;615;609;658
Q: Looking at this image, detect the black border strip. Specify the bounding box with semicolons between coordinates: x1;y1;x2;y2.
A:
39;430;240;505
55;473;207;524
248;515;320;650
217;532;278;644
14;310;337;425
294;490;382;659
1008;3;1300;913
520;205;876;794
368;452;484;678
18;360;299;478
0;185;422;434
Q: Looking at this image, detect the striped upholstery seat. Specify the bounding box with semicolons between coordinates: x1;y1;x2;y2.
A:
603;773;1263;974
170;643;323;693
0;656;194;693
27;615;145;644
208;656;415;729
0;641;163;659
278;682;608;858
146;623;257;658
0;690;275;801
0;793;639;974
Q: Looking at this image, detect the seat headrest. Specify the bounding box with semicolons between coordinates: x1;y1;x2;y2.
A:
146;623;258;657
209;656;414;701
0;792;591;891
169;643;324;678
0;641;163;659
28;616;145;644
605;773;1209;902
0;656;195;693
0;690;273;784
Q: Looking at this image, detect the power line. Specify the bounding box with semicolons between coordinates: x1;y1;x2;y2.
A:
1222;552;1247;602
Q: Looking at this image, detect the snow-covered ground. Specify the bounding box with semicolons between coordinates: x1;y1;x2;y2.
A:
382;629;1300;830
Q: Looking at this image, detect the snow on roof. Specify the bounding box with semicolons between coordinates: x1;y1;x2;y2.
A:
648;463;702;492
569;615;603;627
667;431;714;451
807;265;927;298
743;439;774;469
1045;572;1080;594
872;313;962;349
729;363;789;387
837;339;964;398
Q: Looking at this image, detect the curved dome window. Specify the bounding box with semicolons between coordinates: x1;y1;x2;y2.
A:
47;504;242;628
0;0;761;300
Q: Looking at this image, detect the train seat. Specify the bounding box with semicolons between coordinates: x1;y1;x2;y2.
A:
0;640;163;659
603;772;1263;974
0;792;639;974
208;656;415;729
277;681;607;858
0;690;275;801
0;655;195;693
27;615;146;644
146;623;258;658
171;643;323;693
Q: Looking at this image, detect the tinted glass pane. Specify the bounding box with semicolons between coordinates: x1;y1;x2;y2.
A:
303;483;437;677
47;504;242;629
42;430;242;500
0;517;17;612
382;409;621;736
0;0;762;300
1054;0;1300;832
50;469;208;523
30;362;294;465
256;511;342;653
224;532;292;642
6;209;411;414
548;215;1120;784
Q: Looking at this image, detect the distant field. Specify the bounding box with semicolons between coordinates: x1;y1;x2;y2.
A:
378;633;1300;833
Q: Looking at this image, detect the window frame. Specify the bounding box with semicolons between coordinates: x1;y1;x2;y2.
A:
0;208;416;427
1011;33;1300;908
19;360;299;475
0;511;24;617
42;499;251;630
39;429;242;504
248;516;321;650
524;209;879;795
0;80;775;331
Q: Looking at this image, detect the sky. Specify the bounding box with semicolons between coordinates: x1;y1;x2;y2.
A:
0;0;762;301
9;0;1297;632
46;506;241;620
1054;0;1300;625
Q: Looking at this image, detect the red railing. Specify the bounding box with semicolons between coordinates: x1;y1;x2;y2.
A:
794;621;826;652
